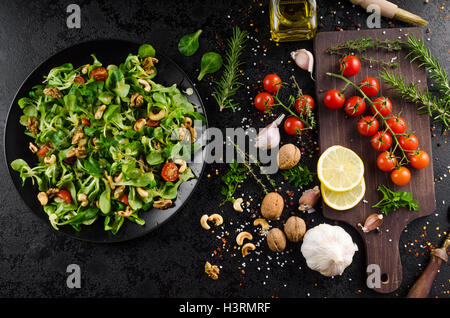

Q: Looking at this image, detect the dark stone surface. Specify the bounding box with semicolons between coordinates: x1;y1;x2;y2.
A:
0;0;448;297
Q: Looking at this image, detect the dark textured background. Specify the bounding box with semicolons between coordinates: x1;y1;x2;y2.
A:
0;0;448;298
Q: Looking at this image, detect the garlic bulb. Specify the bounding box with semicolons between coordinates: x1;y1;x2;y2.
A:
290;49;314;80
255;114;285;150
301;224;358;277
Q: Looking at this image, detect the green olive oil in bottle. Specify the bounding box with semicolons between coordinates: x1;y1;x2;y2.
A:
269;0;317;42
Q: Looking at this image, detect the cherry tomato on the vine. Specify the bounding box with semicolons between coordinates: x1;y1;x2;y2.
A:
284;116;304;135
386;116;407;135
339;55;361;77
357;116;379;137
263;74;282;94
376;151;397;172
408;150;430;170
324;89;345;109
390;166;411;186
57;189;72;204
344;96;366;117
254;92;274;112
398;134;419;152
90;67;108;81
371;97;393;117
295;94;315;114
161;162;179;182
370;131;393;152
360;77;380;97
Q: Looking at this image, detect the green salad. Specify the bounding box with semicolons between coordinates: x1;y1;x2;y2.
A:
11;44;204;234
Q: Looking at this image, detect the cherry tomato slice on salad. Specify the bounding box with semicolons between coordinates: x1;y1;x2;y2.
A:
37;145;50;156
146;120;160;127
390;166;411;186
263;74;282;94
57;189;72;204
284;116;304;135
386;116;407;134
339;55;361;77
254;92;274;112
408;150;430;170
119;193;129;205
370;131;393;152
371;97;393;117
344;96;366;117
357;116;379;137
398;134;419;152
81;118;91;127
90;67;108;81
360;77;380;97
324;89;345;109
376;151;397;172
295;94;315;114
161;162;179;182
74;76;86;84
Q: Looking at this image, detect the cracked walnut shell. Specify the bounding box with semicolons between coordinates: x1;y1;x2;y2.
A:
205;261;220;280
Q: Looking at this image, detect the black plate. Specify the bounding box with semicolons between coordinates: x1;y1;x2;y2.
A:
4;39;207;243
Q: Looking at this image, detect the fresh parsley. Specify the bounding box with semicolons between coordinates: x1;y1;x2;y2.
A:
220;160;247;206
281;165;314;187
372;185;419;215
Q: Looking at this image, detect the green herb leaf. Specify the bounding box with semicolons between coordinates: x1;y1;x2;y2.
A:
372;185;419;215
197;52;223;81
178;29;202;56
281;165;314;187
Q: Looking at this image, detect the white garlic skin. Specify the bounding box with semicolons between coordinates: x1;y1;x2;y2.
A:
301;224;358;277
290;49;314;74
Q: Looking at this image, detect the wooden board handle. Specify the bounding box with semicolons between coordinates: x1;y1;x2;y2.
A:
364;231;402;293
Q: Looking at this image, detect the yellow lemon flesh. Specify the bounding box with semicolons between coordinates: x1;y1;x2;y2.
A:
321;178;366;211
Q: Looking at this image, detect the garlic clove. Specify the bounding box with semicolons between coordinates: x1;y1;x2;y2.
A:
298;186;321;213
291;49;314;80
255;114;285;150
358;213;384;233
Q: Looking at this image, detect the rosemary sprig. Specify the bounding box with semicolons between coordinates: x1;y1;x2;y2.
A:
212;26;248;112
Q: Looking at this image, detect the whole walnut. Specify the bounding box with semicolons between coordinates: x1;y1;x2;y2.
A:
284;216;306;242
266;228;287;252
261;192;284;220
277;143;301;170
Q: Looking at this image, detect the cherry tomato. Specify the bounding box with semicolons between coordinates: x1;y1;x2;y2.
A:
295;94;315;114
386;116;407;135
263;74;282;94
370;131;393;152
37;145;50;156
398;134;419;152
119;193;129;205
360;77;380;97
161;162;179;182
57;189;72;204
81;118;91;127
90;67;108;81
357;116;379;137
376;151;397;172
390;166;411;186
339;55;361;77
146;120;160;127
284;116;305;135
74;76;86;84
371;97;393;117
408;150;430;170
254;92;274;112
324;89;345;109
344;96;366;117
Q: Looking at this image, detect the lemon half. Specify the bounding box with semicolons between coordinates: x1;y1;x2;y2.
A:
321;178;366;211
317;145;364;192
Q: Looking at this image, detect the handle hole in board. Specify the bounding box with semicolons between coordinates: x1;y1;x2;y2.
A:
381;273;389;284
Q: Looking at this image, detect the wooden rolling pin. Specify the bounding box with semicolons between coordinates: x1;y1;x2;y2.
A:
349;0;428;26
406;233;449;298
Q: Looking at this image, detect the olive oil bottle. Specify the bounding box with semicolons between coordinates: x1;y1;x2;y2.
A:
269;0;317;42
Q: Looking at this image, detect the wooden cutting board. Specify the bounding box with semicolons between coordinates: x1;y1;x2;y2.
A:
314;28;436;294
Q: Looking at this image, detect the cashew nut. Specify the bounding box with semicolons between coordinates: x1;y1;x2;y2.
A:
81;64;90;74
104;171;115;190
114;172;123;183
200;214;210;230
77;193;88;207
174;159;187;173
29;142;38;153
148;109;166;121
153;199;172;209
134;118;147;131
95;104;107;120
118;206;132;217
44;154;56;165
241;243;256;256
113;185;125;199
184;117;193;127
37;192;48;206
236;231;253;246
137;79;151;92
136;187;148;198
253;218;270;233
233;198;244;212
